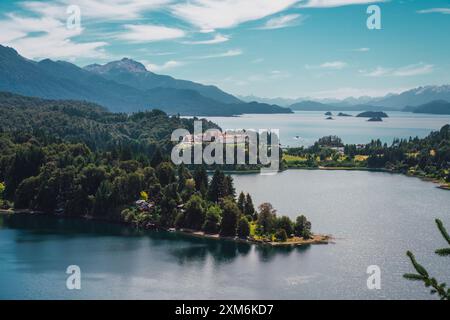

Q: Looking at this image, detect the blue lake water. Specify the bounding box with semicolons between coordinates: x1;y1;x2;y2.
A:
206;111;450;147
1;170;449;300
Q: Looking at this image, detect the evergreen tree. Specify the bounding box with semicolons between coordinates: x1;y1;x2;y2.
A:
277;216;294;237
404;219;450;300
150;147;164;168
202;205;222;234
93;180;113;216
156;162;176;186
257;203;277;235
244;193;256;218
193;165;208;195
237;216;250;239
208;169;226;203
295;215;312;239
237;192;246;213
220;198;240;237
223;175;236;199
184;194;206;230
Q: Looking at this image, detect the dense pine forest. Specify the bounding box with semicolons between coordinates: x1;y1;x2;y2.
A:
0;92;311;243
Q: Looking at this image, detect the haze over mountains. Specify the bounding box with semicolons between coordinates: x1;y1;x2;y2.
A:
241;85;450;113
0;45;291;116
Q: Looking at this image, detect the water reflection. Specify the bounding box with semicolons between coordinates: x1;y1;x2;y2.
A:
0;214;311;267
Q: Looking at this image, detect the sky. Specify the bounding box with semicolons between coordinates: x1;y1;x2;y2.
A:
0;0;449;99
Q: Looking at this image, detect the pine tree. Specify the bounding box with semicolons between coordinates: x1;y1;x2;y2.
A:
244;193;256;218
237;192;246;213
208;169;226;203
150;147;163;168
220;198;240;237
193;165;208;195
237;216;250;239
404;219;450;300
223;175;236;199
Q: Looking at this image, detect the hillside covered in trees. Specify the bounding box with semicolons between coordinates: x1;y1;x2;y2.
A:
0;92;313;243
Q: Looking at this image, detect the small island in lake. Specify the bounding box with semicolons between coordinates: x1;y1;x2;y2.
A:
325;111;333;116
356;111;389;118
337;112;352;117
367;117;383;122
325;116;334;120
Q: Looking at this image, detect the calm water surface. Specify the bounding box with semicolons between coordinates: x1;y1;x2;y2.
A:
1;171;449;300
206;111;450;147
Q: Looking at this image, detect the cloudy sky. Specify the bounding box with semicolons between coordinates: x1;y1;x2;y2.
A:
0;0;449;99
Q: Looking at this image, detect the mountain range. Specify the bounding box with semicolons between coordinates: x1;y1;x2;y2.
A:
0;45;291;116
242;85;450;113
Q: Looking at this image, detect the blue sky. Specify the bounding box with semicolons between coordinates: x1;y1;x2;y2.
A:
1;0;449;99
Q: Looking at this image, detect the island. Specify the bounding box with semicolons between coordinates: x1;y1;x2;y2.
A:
337;112;352;117
325;111;333;116
367;117;383;122
325;116;334;120
356;111;388;118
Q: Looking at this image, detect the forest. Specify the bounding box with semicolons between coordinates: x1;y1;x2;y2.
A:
0;92;311;242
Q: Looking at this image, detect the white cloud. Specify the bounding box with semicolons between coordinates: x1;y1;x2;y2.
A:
353;47;370;52
146;60;184;72
183;34;230;45
417;8;450;15
258;14;304;30
170;0;299;32
361;63;434;77
392;63;434;77
298;0;384;8
252;58;264;63
0;14;107;60
361;66;391;77
306;61;348;70
195;49;243;59
21;0;172;20
118;25;186;43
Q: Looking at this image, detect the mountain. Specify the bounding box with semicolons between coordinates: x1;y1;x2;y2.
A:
289;100;389;112
370;85;450;109
290;100;332;111
404;100;450;115
238;95;302;107
0;45;291;116
85;58;241;104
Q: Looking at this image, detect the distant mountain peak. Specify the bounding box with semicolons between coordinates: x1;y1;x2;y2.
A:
85;58;148;74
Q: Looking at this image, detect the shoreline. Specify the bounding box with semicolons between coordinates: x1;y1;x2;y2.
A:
0;210;332;247
222;165;450;190
176;228;332;247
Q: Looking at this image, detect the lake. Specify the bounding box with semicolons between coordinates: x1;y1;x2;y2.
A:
1;170;449;300
205;111;450;147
